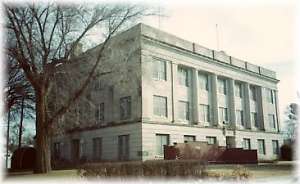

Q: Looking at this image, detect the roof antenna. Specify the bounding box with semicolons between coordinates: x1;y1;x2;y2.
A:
216;24;220;51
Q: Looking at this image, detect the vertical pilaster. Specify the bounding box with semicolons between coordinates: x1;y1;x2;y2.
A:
171;62;178;123
228;79;236;127
192;68;199;124
274;90;280;132
244;83;251;129
257;86;266;130
211;74;219;126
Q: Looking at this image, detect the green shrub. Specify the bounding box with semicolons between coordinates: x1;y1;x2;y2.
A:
78;160;207;178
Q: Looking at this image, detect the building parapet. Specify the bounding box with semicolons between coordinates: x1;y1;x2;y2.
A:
139;23;277;80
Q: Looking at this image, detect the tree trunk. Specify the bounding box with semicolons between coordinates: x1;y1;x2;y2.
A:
18;96;25;149
34;88;52;173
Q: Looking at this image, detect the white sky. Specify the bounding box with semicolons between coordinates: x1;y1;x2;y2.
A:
140;0;299;124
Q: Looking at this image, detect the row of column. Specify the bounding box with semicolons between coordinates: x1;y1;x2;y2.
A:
170;62;279;131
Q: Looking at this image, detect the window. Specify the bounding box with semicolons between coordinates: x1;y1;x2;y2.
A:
184;135;196;142
93;138;102;160
152;59;166;80
250;86;256;101
94;79;103;90
178;67;189;87
178;101;190;120
257;139;266;155
267;89;274;104
120;96;131;120
95;103;104;122
268;114;276;129
54;142;61;159
156;134;169;156
199;104;210;122
153;96;167;117
251;112;258;127
118;135;129;161
219;107;228;124
236;110;244;126
218;78;227;95
243;138;251;150
235;83;243;98
199;73;209;91
206;136;217;145
272;140;279;155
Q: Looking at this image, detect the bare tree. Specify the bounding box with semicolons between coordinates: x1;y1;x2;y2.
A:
5;2;155;173
283;103;298;141
4;56;35;168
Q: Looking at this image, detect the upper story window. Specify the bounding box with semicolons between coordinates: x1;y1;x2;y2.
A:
219;107;228;124
198;73;209;91
218;78;227;95
94;79;103;90
178;101;190;120
178;67;189;87
250;86;257;101
268;114;276;129
236;110;244;126
120;96;131;120
235;82;243;98
152;59;166;81
251;112;258;127
267;89;274;104
199;104;210;123
153;95;167;117
95;103;104;122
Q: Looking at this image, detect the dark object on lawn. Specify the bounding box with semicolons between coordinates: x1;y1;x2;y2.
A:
11;147;36;170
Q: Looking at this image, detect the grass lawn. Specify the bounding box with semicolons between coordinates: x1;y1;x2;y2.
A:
5;161;296;181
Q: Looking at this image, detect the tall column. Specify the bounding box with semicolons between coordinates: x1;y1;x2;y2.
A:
244;83;251;129
257;86;266;130
228;79;236;127
171;62;178;123
192;68;199;124
274;90;280;132
211;74;219;126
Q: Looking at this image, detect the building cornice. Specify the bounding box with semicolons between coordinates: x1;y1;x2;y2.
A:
141;34;279;84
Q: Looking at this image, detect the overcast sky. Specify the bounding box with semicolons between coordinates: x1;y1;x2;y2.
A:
141;0;299;124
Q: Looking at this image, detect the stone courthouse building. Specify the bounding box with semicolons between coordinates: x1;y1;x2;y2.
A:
51;23;283;162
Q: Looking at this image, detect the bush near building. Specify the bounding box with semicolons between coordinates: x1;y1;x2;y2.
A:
78;160;208;178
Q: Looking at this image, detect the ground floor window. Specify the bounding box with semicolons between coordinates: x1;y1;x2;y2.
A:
243;138;251;150
71;139;80;161
257;139;266;155
54;142;61;159
93;137;102;161
184;135;196;142
272;140;279;155
118;135;130;161
156;134;169;156
206;136;217;145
